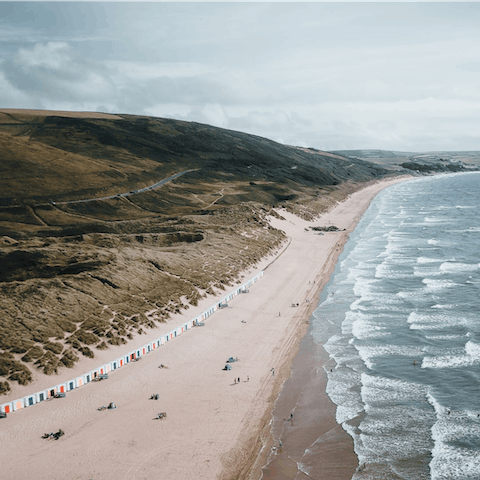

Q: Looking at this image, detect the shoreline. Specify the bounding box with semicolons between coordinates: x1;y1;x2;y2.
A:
0;177;409;480
244;177;411;480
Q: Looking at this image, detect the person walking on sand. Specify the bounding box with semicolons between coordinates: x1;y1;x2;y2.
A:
238;377;240;383
247;375;249;382
234;378;236;384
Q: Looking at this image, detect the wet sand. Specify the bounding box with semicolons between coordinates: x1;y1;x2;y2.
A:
261;327;358;479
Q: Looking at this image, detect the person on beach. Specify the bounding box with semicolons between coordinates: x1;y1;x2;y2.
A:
238;377;240;383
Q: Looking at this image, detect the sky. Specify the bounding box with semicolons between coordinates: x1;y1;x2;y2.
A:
1;2;480;152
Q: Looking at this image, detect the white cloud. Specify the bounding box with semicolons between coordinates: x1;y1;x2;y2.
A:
3;42;117;109
15;42;71;70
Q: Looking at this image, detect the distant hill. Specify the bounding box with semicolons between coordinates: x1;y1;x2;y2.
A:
333;149;480;170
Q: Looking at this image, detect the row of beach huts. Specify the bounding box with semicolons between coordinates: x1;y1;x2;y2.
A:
0;271;264;416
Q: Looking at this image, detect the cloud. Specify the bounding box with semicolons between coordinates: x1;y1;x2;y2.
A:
15;41;70;70
2;42;117;109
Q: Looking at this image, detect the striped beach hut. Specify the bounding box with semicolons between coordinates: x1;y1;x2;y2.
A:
35;390;48;403
24;394;36;407
1;401;14;414
56;383;67;394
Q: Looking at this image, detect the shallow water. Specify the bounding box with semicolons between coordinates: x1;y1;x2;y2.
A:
311;172;480;479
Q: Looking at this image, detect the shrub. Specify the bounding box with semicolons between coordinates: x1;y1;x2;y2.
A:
10;339;34;354
79;347;94;358
66;337;82;350
60;355;74;368
0;381;10;395
63;349;79;362
21;345;44;362
76;330;100;345
44;342;63;355
8;364;32;385
56;318;77;333
107;336;126;346
34;351;59;375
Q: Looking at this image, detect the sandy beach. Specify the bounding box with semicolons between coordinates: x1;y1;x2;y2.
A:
0;177;408;480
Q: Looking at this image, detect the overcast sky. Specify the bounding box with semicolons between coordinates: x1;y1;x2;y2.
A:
1;2;480;152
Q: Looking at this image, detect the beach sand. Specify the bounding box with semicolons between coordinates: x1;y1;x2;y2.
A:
0;177;407;480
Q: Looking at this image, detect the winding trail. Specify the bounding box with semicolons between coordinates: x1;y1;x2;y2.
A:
40;169;198;206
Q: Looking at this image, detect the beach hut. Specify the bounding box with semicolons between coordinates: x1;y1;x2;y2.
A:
56;383;66;394
1;402;13;414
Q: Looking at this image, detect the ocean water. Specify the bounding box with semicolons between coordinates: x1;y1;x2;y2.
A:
311;172;480;479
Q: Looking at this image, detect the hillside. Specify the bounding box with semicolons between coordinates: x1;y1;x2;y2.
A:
0;109;394;392
333;149;480;172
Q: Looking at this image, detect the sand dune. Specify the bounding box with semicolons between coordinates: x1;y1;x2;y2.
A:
0;178;407;480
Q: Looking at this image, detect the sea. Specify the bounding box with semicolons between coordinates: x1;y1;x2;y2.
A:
311;172;480;479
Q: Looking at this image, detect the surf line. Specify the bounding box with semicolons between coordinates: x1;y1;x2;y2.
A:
0;271;264;416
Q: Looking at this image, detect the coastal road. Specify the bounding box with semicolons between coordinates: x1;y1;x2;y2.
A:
43;169;198;207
